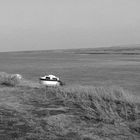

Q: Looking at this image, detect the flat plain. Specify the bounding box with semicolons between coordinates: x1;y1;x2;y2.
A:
0;46;140;96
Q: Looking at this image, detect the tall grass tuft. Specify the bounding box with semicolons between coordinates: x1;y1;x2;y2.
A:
44;86;139;123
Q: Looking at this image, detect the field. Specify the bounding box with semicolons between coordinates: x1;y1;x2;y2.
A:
0;46;140;140
0;46;140;96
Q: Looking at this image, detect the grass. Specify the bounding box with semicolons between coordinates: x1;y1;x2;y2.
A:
0;47;140;96
0;72;140;140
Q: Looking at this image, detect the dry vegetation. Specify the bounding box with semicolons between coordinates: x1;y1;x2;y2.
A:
0;72;140;140
0;72;20;87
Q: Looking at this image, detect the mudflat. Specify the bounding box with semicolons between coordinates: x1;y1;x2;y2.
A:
0;47;140;96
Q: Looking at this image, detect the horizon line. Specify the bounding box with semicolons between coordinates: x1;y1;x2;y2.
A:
0;43;140;53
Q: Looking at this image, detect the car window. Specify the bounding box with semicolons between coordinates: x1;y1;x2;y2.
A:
52;78;57;81
45;77;50;80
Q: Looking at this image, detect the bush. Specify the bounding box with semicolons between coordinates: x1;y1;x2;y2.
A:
0;72;20;87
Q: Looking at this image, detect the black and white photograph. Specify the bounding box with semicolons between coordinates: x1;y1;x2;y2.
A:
0;0;140;139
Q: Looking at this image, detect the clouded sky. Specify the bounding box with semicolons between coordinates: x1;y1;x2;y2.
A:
0;0;140;52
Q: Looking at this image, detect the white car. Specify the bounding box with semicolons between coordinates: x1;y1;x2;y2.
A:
39;75;64;86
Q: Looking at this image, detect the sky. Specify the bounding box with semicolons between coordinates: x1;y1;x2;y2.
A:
0;0;140;52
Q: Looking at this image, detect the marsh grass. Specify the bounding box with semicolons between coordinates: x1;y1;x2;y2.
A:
0;73;140;139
